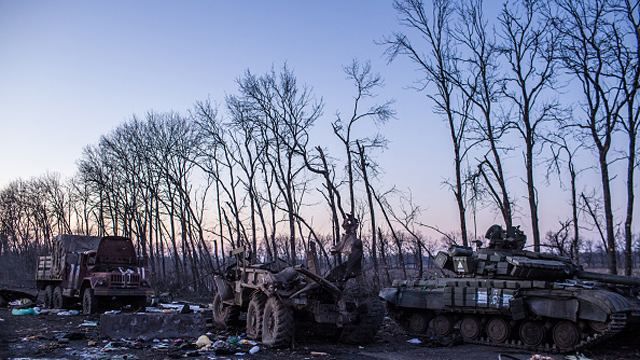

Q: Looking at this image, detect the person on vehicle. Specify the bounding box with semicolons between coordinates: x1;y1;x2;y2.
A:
328;214;363;282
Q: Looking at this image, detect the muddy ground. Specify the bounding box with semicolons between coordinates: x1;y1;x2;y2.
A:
1;305;639;360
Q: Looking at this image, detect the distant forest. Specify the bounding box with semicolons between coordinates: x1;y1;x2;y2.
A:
1;0;640;292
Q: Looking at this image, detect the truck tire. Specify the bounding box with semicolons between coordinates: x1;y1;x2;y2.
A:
261;296;294;348
212;293;239;328
246;293;266;339
44;285;54;308
52;286;65;309
82;288;99;314
339;297;385;344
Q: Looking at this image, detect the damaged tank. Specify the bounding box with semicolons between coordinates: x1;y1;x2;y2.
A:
212;215;384;348
379;225;640;352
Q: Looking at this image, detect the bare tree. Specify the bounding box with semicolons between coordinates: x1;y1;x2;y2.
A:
610;0;640;275
457;0;514;229
383;0;473;246
499;0;560;252
553;0;627;273
546;133;584;263
332;60;394;216
237;65;322;264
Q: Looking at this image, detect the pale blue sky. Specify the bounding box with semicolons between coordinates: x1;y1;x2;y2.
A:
0;1;635;238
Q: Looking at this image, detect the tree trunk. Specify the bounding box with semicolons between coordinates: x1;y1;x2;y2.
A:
599;153;617;274
624;132;636;275
358;143;379;286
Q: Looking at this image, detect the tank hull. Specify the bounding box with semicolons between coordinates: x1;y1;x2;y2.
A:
381;277;640;352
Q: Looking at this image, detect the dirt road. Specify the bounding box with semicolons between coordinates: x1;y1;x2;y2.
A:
1;307;638;360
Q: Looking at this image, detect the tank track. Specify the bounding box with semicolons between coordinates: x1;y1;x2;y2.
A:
393;310;629;354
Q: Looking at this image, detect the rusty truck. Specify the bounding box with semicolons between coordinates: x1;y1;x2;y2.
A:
36;235;153;314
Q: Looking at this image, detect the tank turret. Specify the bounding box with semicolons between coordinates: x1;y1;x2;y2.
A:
380;224;640;353
434;225;579;281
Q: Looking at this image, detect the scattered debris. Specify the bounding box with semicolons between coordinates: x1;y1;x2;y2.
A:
78;320;98;327
311;351;329;356
406;337;422;345
100;313;206;340
529;355;553;360
59;331;86;341
195;334;212;348
249;345;260;354
11;307;39;316
57;309;80;316
37;308;61;315
240;339;258;346
110;355;139;360
102;341;130;352
152;342;171;350
0;288;37;307
9;298;34;308
564;354;592;360
103;310;121;315
227;335;241;346
211;339;235;355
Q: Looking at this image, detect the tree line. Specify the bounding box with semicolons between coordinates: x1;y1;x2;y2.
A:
1;0;639;292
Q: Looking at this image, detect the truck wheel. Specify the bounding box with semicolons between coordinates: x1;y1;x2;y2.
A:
44;285;54;308
340;297;385;344
82;288;99;314
246;294;266;339
212;293;239;328
261;296;294;348
52;286;65;309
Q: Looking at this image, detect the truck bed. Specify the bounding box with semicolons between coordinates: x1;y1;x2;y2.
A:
35;256;61;281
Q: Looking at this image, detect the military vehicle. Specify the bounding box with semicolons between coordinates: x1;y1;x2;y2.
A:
212;216;384;348
379;225;640;352
36;235;153;314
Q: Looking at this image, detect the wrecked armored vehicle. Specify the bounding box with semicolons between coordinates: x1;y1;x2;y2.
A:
379;225;640;352
212;216;384;348
36;235;153;314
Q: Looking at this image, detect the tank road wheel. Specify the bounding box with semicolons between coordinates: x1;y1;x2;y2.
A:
519;321;546;347
261;296;294;348
52;286;65;309
460;316;482;341
431;315;454;336
552;321;580;351
589;320;609;333
212;293;240;328
82;288;99;314
486;317;511;344
246;294;267;340
43;285;54;308
407;312;431;334
340;297;385;344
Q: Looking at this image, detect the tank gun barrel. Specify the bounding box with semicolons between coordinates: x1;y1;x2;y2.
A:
576;270;640;286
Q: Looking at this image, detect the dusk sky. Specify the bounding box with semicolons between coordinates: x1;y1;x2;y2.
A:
0;1;636;238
